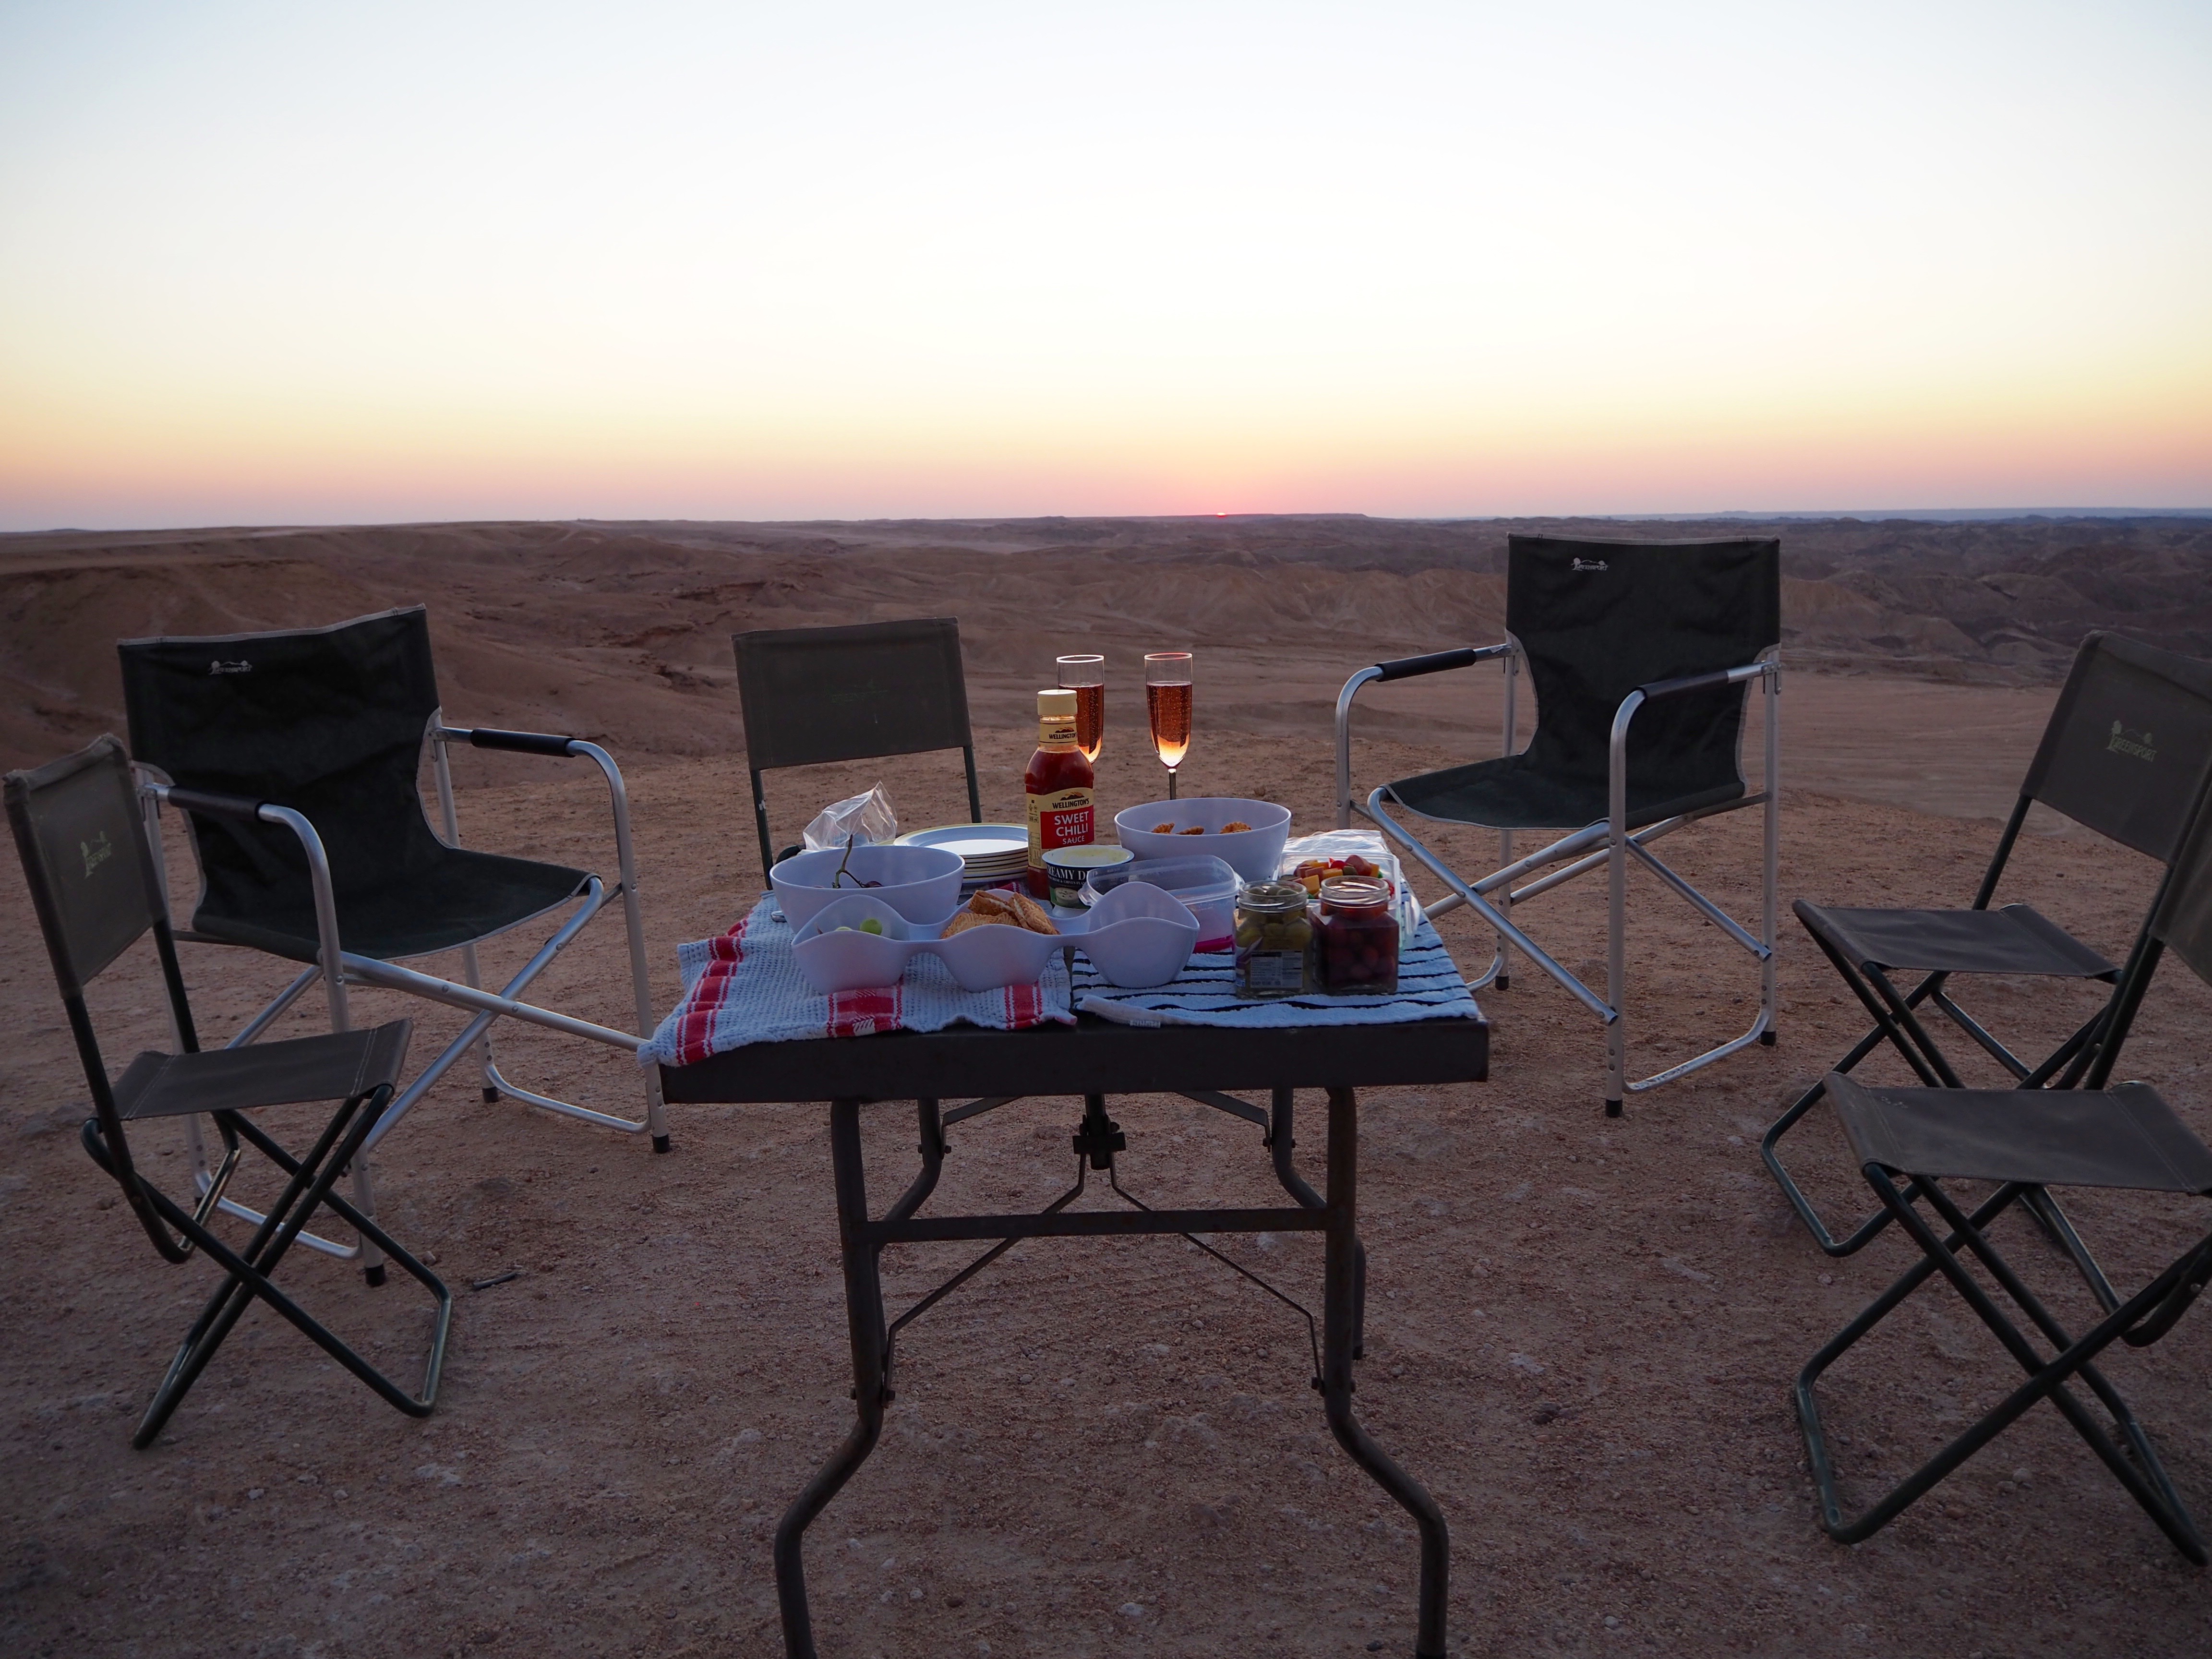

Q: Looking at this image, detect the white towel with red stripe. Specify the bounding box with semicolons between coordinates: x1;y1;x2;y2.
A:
639;897;1075;1067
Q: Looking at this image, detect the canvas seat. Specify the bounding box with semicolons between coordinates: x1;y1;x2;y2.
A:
5;737;450;1449
1795;785;2212;1560
1764;631;2212;1257
117;606;669;1280
1339;534;1781;1116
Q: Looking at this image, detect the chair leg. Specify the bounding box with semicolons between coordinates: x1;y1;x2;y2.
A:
128;1101;452;1448
1798;1173;2207;1561
350;1149;387;1287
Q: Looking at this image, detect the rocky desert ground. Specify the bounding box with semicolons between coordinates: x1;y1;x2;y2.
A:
3;514;2211;1658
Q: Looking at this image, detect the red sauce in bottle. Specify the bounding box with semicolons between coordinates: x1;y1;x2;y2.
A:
1025;687;1095;896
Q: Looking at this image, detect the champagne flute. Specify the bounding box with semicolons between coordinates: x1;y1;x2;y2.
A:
1144;651;1192;800
1056;654;1106;765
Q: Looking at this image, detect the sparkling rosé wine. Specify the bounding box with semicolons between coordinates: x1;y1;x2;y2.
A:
1070;682;1104;763
1146;680;1192;770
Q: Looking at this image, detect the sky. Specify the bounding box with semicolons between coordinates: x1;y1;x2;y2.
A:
1;0;2208;529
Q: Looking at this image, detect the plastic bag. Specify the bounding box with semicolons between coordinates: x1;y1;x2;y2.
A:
802;784;899;853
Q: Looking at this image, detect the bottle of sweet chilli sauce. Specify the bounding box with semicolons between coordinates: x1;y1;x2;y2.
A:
1025;687;1095;897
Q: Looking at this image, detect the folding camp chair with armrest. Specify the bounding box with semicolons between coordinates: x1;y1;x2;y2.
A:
1764;631;2212;1258
733;617;982;881
1337;535;1780;1115
6;736;449;1448
1795;777;2212;1561
119;607;666;1278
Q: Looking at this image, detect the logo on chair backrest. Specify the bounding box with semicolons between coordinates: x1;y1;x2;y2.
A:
81;830;114;877
1570;557;1609;573
2108;721;2156;762
208;659;252;675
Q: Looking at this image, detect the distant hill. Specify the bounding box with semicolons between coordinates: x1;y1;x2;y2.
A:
4;513;2208;768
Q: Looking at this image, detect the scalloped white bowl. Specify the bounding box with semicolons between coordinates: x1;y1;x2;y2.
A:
927;920;1066;993
1078;881;1200;987
790;895;936;994
771;843;964;927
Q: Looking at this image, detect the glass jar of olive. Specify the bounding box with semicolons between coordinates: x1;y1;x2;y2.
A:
1234;880;1313;998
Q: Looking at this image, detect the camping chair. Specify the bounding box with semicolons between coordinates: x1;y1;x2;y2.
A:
118;606;667;1278
733;617;982;880
1336;534;1780;1115
1764;632;2212;1258
1795;777;2212;1561
6;736;449;1448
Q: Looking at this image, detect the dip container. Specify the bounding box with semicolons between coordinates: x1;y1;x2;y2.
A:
1042;842;1134;908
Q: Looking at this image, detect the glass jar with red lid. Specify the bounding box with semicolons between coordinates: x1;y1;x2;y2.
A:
1313;877;1398;995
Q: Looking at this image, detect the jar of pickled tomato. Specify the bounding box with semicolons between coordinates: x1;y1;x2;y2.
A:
1313;877;1398;995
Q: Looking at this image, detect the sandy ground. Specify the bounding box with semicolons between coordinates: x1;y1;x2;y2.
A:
5;675;2212;1659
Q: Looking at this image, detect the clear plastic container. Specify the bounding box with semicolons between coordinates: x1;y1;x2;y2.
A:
1082;853;1238;951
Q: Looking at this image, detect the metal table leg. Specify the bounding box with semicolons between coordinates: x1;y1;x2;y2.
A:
1322;1086;1450;1658
773;1098;889;1659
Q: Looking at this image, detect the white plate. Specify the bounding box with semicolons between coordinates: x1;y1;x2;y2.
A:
899;824;1028;861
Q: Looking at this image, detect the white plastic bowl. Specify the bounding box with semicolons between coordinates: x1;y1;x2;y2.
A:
770;842;964;928
1114;797;1292;885
1078;881;1199;987
791;895;936;994
926;920;1066;993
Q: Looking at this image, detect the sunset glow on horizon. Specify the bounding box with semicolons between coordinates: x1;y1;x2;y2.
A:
3;1;2208;530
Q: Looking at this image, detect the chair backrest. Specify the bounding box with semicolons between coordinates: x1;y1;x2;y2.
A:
2020;632;2212;863
1505;535;1780;800
732;617;980;879
5;734;169;1000
2154;780;2212;991
117;606;450;929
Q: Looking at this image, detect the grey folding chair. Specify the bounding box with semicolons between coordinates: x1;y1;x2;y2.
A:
6;736;449;1447
118;607;668;1281
1796;772;2212;1561
733;617;981;880
1765;632;2212;1258
1336;535;1780;1115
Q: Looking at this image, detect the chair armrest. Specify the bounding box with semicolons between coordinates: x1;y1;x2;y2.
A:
150;781;353;1030
1375;645;1507;683
447;726;581;758
163;785;265;823
1608;657;1780;827
1334;643;1515;830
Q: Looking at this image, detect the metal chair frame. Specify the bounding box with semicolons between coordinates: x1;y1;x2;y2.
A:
6;738;450;1446
1338;642;1779;1116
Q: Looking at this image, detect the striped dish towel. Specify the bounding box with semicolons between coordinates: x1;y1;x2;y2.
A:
639;897;1074;1066
1073;918;1482;1029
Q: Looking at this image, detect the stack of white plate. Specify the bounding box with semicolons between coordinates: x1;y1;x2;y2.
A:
895;824;1031;890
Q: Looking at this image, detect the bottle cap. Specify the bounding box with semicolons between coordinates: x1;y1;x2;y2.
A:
1037;688;1077;718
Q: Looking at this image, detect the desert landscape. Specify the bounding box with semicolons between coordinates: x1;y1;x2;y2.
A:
5;514;2212;1657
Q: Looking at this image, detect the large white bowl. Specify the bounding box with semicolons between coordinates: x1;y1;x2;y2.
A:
770;842;964;927
1114;797;1292;885
1078;881;1199;987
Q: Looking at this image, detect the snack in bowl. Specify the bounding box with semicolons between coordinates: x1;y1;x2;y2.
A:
1152;822;1176;834
1178;825;1205;835
940;888;1060;938
1220;820;1252;833
1288;852;1386;898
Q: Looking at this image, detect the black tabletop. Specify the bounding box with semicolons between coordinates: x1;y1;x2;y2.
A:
659;1010;1488;1105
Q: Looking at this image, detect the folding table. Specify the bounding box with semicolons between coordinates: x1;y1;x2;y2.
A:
661;1010;1488;1659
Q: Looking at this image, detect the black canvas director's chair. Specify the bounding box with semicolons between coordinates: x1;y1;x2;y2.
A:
118;606;667;1277
1796;770;2212;1562
1764;632;2212;1260
1337;535;1780;1115
6;736;449;1447
733;617;982;881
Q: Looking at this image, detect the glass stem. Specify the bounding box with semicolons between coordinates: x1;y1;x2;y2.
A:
1167;769;1178;800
